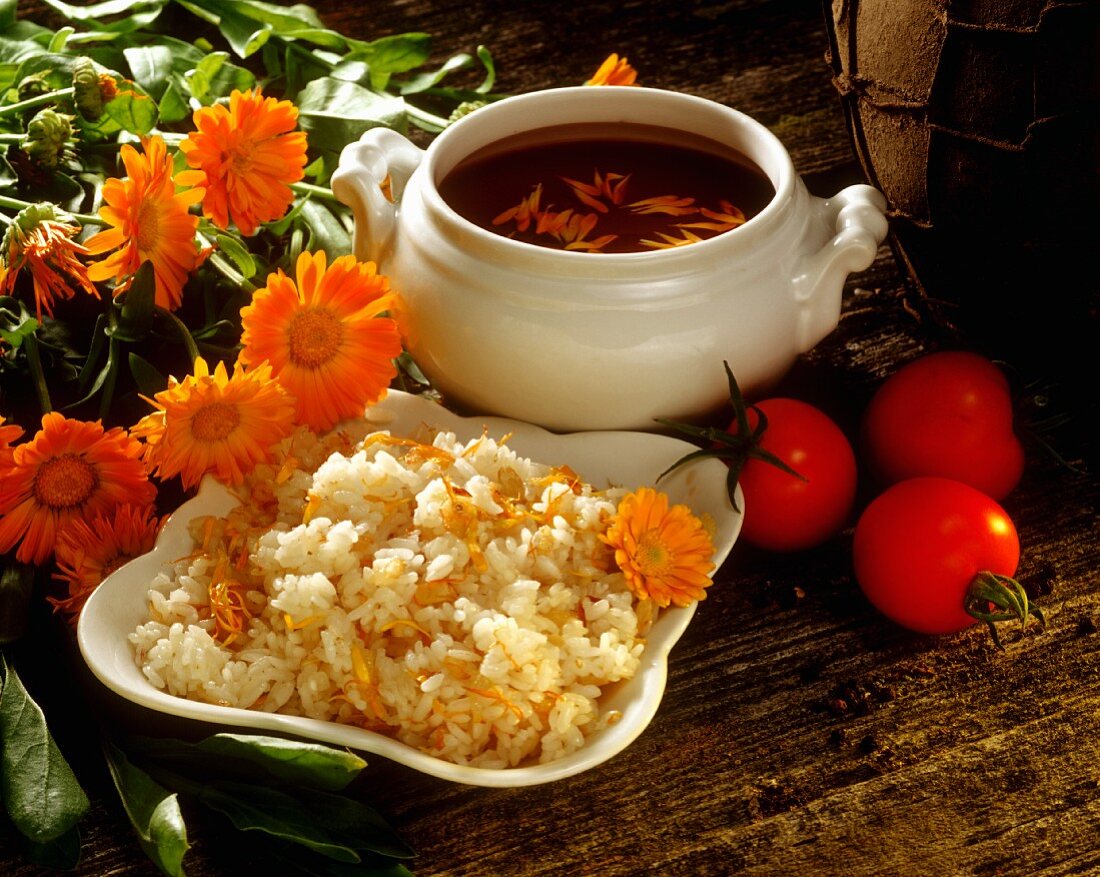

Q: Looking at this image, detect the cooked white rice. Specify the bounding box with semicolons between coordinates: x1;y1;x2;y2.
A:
130;414;654;768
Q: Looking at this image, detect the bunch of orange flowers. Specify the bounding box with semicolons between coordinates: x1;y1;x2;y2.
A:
0;87;403;620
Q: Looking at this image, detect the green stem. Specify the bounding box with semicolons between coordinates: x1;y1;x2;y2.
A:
207;251;255;294
291;181;339;203
0;193;104;226
23;332;52;415
0;87;75;119
403;101;450;131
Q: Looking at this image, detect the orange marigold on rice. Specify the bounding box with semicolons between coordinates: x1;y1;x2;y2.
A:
178;88;308;236
49;504;163;625
0;413;155;565
84;135;204;311
238;251;403;433
131;356;296;490
600;486;715;608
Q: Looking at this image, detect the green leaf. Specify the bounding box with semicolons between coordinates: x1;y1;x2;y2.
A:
0;0;16;29
300;198;351;261
128;352;166;396
156;80;189;123
185;50;255;102
40;0;168;32
23;824;82;871
266;194;309;236
0;36;47;69
76;312;108;391
65;332;117;409
47;26;73;52
0;301;38;349
131;734;367;792
474;44;496;94
296;77;406;157
397;52;471;95
123;44;174;96
215;5;272;58
103;739;189;877
0;654;90;844
100;85;159;135
181;0;326;32
345;33;431;91
191;780;413;862
115;260;156;340
214;233;257;279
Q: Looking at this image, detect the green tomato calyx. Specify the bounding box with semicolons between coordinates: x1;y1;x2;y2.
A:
655;360;805;513
965;570;1045;650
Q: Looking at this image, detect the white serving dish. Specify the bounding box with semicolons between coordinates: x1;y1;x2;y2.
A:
77;390;742;787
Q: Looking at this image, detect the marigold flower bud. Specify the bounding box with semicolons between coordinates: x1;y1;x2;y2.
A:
22;109;74;169
72;57;104;120
448;100;487;123
16;72;51;102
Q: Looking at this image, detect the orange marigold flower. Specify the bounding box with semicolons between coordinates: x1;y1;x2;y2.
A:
0;203;99;320
0;413;155;565
178;88;308;237
48;504;163;626
84;135;204;311
585;53;638;87
600;487;715;608
239;251;403;433
131;356;296;490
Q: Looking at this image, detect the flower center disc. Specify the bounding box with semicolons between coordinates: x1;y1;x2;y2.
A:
135;199;160;253
191;401;240;442
229;146;254;177
634;531;673;578
287;308;343;368
33;453;98;509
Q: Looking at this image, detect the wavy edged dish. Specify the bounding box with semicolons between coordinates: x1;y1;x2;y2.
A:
77;390;742;787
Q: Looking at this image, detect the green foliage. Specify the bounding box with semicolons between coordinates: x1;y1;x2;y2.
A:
0;654;90;852
103;739;189;877
114;733;413;874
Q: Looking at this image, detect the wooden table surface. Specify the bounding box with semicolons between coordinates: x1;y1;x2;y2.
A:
4;2;1098;875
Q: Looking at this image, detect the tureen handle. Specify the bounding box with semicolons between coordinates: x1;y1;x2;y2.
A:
331;128;425;265
792;184;889;352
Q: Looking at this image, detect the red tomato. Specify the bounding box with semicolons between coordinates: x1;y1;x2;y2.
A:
734;399;857;552
860;351;1024;501
852;477;1020;634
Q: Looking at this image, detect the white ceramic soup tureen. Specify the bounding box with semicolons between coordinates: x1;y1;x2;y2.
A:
332;86;888;431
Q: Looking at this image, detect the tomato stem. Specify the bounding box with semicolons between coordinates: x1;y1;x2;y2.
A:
655;361;806;512
964;570;1045;650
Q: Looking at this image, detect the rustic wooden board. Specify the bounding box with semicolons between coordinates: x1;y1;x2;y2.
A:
2;2;1096;876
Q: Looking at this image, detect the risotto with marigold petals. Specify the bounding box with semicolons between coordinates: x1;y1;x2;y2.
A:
129;418;714;768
